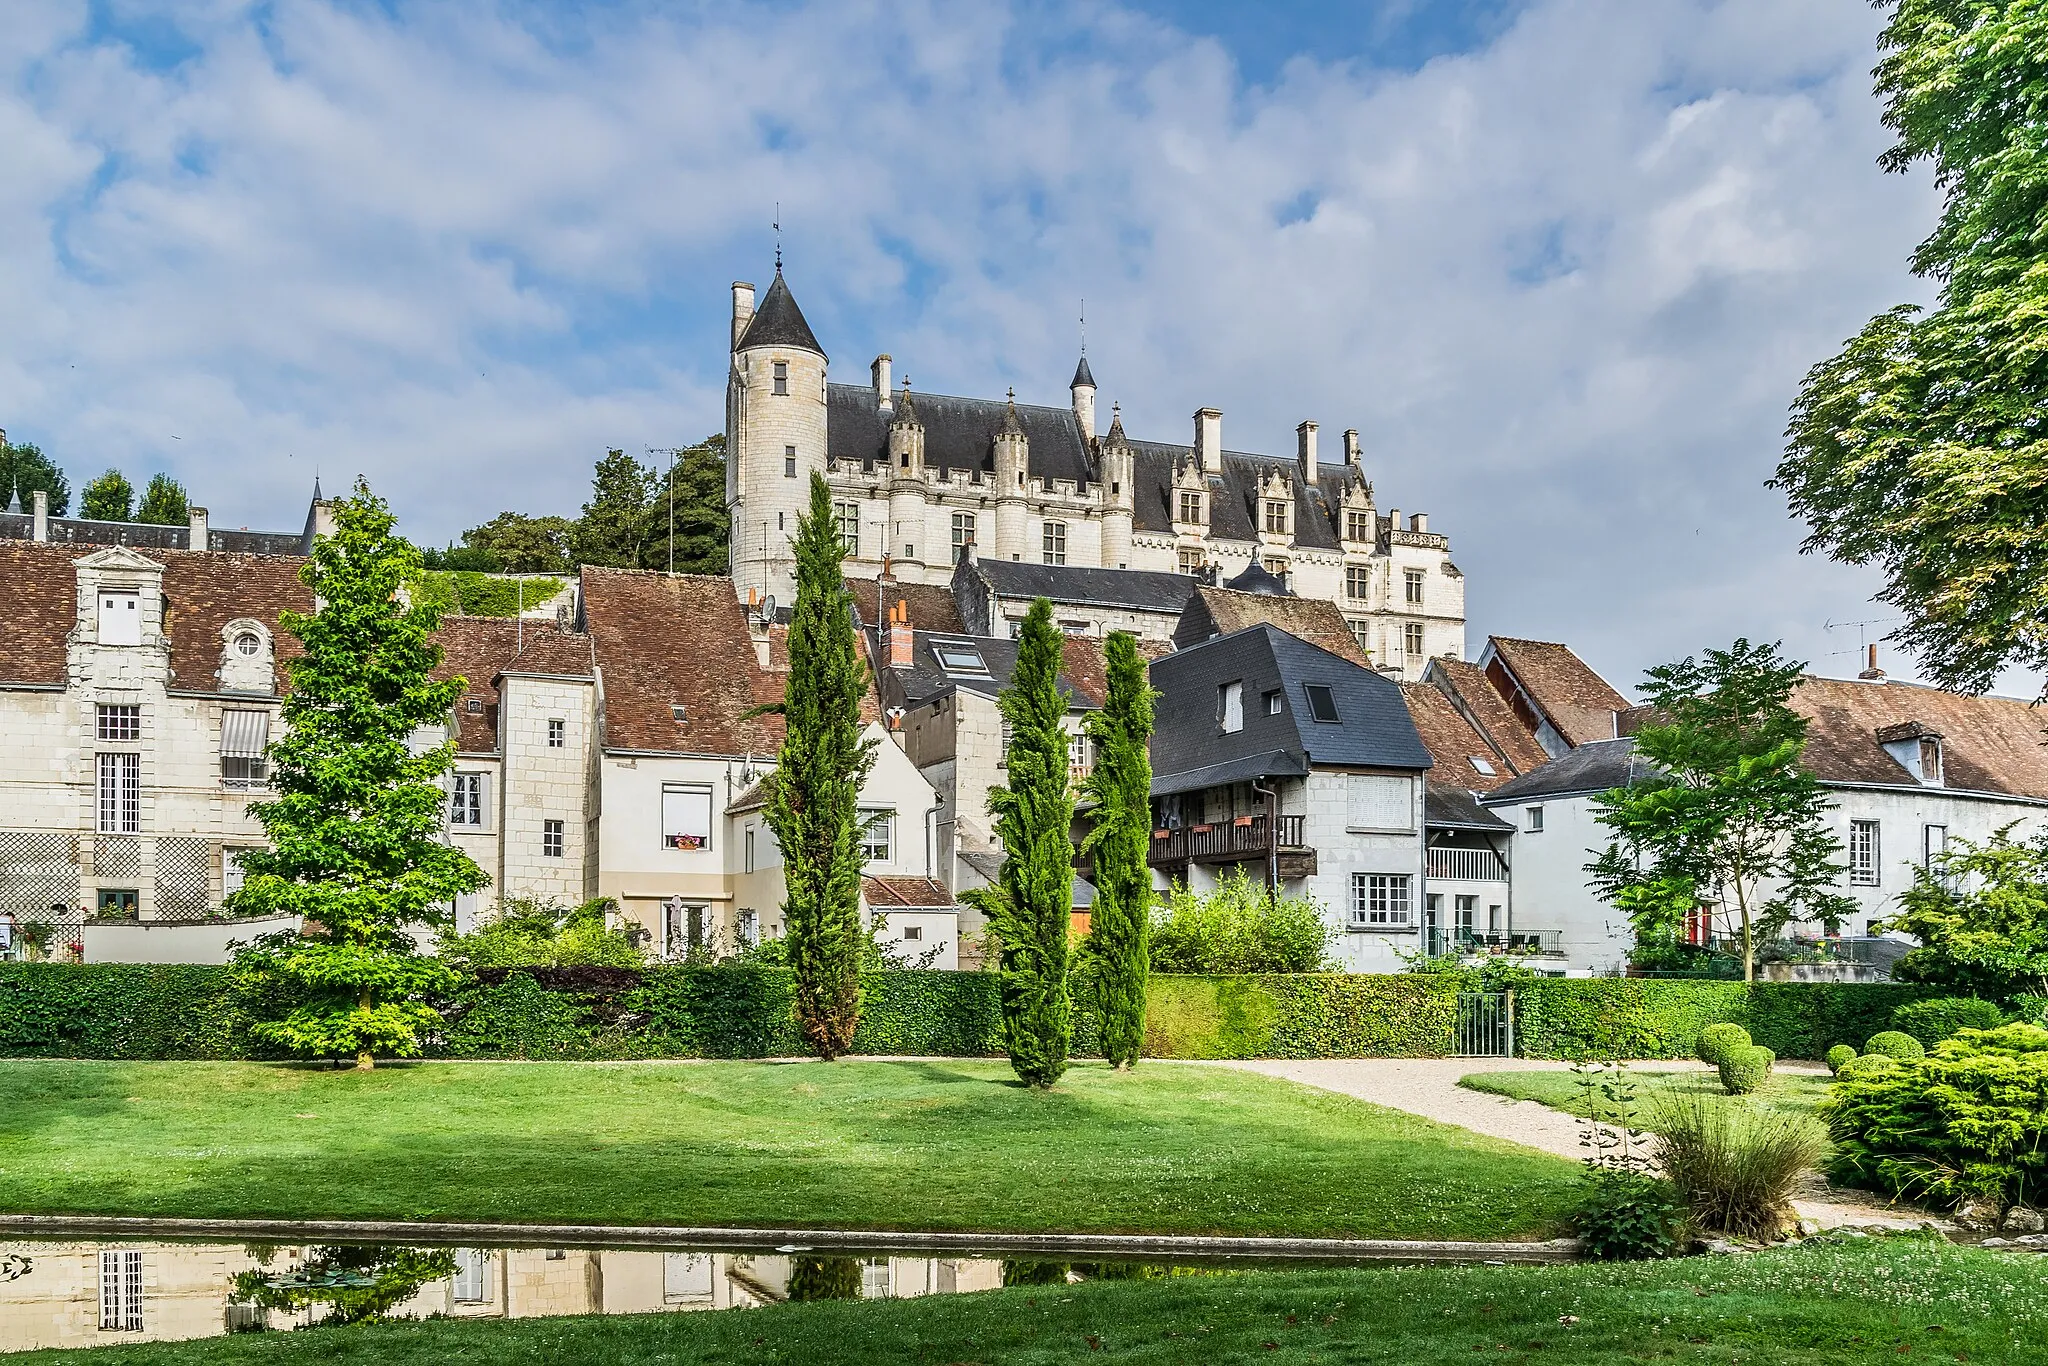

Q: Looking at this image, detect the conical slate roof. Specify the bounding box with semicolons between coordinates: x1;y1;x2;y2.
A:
736;271;825;357
1071;355;1095;389
1224;561;1290;596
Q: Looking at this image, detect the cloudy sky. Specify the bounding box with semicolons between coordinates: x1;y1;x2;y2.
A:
2;1;1962;696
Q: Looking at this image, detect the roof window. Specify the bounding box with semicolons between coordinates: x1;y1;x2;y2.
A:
1468;756;1496;776
932;642;989;676
671;704;688;723
1302;683;1340;724
465;698;484;716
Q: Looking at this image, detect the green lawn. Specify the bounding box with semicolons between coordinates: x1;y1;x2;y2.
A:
1459;1066;1834;1130
13;1235;2046;1364
0;1059;1577;1240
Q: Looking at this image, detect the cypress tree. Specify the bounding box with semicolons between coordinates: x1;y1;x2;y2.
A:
765;472;876;1058
1079;630;1156;1069
968;597;1076;1087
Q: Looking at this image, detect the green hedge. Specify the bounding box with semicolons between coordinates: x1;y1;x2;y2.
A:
1514;979;1937;1061
0;964;248;1059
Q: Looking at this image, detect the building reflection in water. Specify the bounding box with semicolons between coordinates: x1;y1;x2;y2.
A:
0;1242;1007;1352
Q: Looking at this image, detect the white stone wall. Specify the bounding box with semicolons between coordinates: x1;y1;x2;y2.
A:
728;338;830;607
1296;769;1428;972
496;675;598;907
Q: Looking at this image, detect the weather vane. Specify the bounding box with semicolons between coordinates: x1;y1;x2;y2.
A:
1080;298;1086;356
773;203;782;272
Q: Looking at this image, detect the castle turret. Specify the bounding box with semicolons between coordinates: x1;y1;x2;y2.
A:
887;380;929;572
1070;354;1096;441
1098;402;1133;569
727;266;827;607
993;391;1030;563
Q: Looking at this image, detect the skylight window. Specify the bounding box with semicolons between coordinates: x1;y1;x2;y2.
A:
932;641;989;675
1468;756;1496;776
1302;683;1340;724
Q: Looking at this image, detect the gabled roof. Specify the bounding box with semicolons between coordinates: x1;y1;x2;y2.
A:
1177;586;1369;666
1484;737;1644;803
433;616;595;755
1485;637;1630;748
847;576;965;633
968;558;1199;616
734;272;824;357
1422;656;1551;776
862;875;957;909
1402;682;1517;792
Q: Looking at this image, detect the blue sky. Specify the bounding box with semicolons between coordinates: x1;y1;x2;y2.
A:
1;1;1959;694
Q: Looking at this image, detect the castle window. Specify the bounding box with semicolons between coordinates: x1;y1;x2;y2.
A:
1042;522;1066;565
1178;491;1202;524
900;452;910;469
772;361;788;396
784;445;796;478
98;704;141;741
1345;566;1369;600
1348;619;1371;652
543;820;565;859
1405;569;1425;604
1404;621;1425;659
98;752;140;834
951;512;976;563
1346;510;1373;542
833;502;861;556
97;590;141;646
548;718;565;748
1177;546;1204;575
1265;500;1289;534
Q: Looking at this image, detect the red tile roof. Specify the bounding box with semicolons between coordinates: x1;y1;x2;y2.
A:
861;875;957;908
433;616;595;754
1792;676;2048;797
1186;586;1371;666
1424;656;1551;776
1487;637;1630;747
848;576;965;634
1401;682;1518;792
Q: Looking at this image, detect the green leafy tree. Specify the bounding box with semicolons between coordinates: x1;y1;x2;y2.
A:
1774;2;2048;694
0;437;69;514
80;469;133;522
1078;630;1156;1069
227;479;488;1068
1586;640;1854;982
1885;826;2048;1000
231;1246;458;1325
763;472;877;1059
135;473;189;525
459;511;577;572
572;448;654;569
1148;868;1335;974
647;434;730;574
967;597;1076;1088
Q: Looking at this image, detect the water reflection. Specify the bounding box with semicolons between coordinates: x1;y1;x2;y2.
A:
0;1240;1017;1353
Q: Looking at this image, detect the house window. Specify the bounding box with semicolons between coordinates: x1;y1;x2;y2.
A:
1405;569;1425;604
234;631;262;656
1178;491;1203;523
662;785;714;851
98;704;140;741
1924;823;1947;869
1069;731;1092;775
220;709;272;790
453;1249;491;1305
99;1249;143;1332
449;773;487;828
1264;689;1283;716
1454;894;1477;935
1404;621;1425;659
1348;619;1371;653
97;590;141;646
772;361;788;395
860;809;894;863
1849;819;1881;885
902;924;923;941
1920;737;1943;784
1525;805;1544;833
951;512;976;562
222;848;255;903
1345;566;1369;600
784;445;797;478
744;828;756;873
1351;873;1413;928
98;752;140;834
97;889;138;916
736;908;759;947
1177;546;1205;575
1218;680;1243;733
1265;500;1289;534
1346;510;1373;542
834;501;860;556
542;820;564;859
1042;521;1067;565
547;718;565;748
1302;683;1340;724
1346;774;1412;831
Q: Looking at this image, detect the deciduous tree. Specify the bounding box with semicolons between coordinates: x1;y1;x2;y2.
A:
1886;826;2048;1000
572;448;654;569
136;473;189;525
459;512;576;572
0;437;68;515
1079;630;1155;1069
80;469;133;522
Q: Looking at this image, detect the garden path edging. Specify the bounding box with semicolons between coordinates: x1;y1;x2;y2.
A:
0;1215;1580;1264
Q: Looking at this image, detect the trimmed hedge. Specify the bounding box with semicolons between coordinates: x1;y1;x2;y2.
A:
1514;979;1937;1061
0;964;251;1059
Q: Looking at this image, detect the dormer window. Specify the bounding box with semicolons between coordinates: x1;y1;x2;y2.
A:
98;590;141;646
1876;721;1945;786
234;632;261;657
1920;737;1943;785
1265;500;1289;535
465;698;484;716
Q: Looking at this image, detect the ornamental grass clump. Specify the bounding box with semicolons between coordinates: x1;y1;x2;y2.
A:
1654;1093;1828;1241
1826;1044;1858;1075
1864;1029;1925;1061
1696;1023;1750;1066
1718;1044;1774;1096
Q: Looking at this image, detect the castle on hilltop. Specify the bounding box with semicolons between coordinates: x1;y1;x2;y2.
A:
723;265;1465;678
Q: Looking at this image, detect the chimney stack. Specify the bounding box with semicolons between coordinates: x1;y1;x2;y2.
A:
1193;408;1222;475
1409;512;1427;534
888;599;915;669
1296;421;1318;483
1343;429;1362;467
730;281;756;351
1859;643;1885;681
873;354;893;413
187;505;209;552
32;489;48;542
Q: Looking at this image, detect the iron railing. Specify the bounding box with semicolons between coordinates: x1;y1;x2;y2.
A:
1426;847;1509;881
1148;814;1306;866
1427;927;1564;957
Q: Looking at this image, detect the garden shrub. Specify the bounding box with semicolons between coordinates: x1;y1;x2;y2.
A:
1572;1170;1689;1260
1864;1030;1926;1061
1697;1023;1751;1066
0;963;249;1059
1826;1044;1857;1075
1890;996;2004;1048
1654;1093;1827;1240
1824;1023;2048;1212
437;897;644;973
1836;1053;1899;1082
1148;871;1334;974
1718;1045;1773;1096
1514;979;1931;1060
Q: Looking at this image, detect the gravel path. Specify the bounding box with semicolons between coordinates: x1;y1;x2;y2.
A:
1200;1057;1938;1233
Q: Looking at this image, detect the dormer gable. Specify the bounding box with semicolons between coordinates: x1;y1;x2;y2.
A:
1876;720;1944;786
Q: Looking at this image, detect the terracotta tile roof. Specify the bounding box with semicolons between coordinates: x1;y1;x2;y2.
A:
1181;586;1371;666
1488;637;1631;747
432;616;594;755
1058;635;1111;708
847;576;965;634
0;543;84;686
1401;682;1517;792
861;875;957;908
1423;656;1551;776
581;567;785;756
1792;676;2048;797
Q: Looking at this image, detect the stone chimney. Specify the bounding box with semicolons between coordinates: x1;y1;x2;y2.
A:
1859;643;1885;681
730;281;756;351
873;354;893;413
187;505;209;552
1409;512;1427;534
1193;408;1222;476
32;489;48;542
1296;421;1318;483
1343;429;1362;468
888;599;915;669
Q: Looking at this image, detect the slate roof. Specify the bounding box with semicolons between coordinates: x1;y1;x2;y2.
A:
1487;637;1631;747
1176;586;1370;666
968;558;1199;615
1425;781;1515;831
1483;738;1645;803
828;385;1097;489
433;616;596;755
579;567;784;755
877;630;1105;710
734;272;824;357
1423;656;1553;776
1071;356;1095;389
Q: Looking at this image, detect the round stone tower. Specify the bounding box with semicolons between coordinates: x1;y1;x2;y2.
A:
728;266;827;609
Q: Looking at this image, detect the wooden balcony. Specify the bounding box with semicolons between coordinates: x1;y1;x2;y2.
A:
1148;814;1316;880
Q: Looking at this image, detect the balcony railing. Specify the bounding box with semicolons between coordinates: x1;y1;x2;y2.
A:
1427;927;1564;957
1149;814;1306;866
1426;847;1509;881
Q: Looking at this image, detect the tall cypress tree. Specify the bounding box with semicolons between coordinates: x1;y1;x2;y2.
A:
968;597;1076;1088
1079;631;1156;1069
765;472;876;1058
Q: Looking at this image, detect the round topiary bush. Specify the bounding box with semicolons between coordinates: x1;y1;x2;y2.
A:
1890;997;2005;1048
1697;1022;1751;1067
1718;1044;1774;1095
1826;1044;1858;1075
1836;1053;1899;1081
1865;1030;1926;1061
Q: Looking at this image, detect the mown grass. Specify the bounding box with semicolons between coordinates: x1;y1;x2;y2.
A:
0;1059;1576;1239
1459;1066;1833;1129
14;1235;2047;1364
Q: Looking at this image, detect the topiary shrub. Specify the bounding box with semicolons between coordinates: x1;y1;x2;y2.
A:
1836;1053;1899;1082
1824;1023;2048;1212
1864;1030;1926;1061
1697;1022;1751;1067
1718;1044;1774;1095
1890;996;2005;1048
1825;1044;1858;1075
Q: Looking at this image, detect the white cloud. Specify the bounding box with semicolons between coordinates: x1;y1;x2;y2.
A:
0;0;1966;691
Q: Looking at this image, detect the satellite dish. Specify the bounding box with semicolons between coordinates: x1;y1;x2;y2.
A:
761;595;777;621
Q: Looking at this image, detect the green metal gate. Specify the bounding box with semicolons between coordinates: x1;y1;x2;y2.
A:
1455;991;1514;1057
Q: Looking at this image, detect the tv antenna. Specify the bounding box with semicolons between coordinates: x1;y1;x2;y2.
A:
1822;615;1905;659
647;446;685;575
